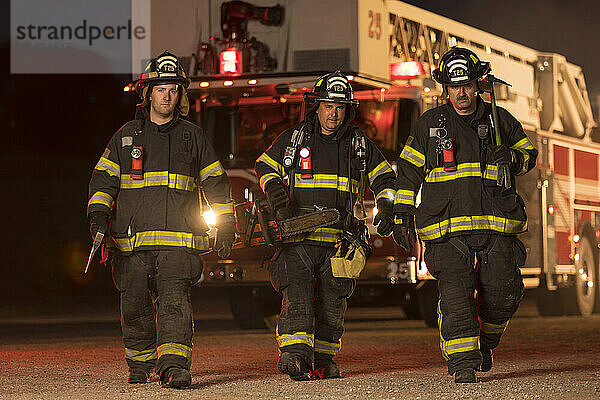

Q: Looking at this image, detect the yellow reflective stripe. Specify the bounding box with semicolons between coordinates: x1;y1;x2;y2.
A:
282;227;343;244
442;336;479;358
125;348;157;362
425;162;481;183
483;164;498;181
399;144;425;168
199;160;225;181
257;153;286;177
277;331;314;348
480;320;509;335
95;156;120;177
88;191;114;208
157;343;192;360
437;300;448;360
512;137;535;150
314;339;341;356
375;188;396;202
367;160;394;184
293;174;359;193
211;202;234;216
515;149;530;175
120;171;196;191
259;172;281;190
113;231;210;252
418;215;527;241
394;189;415;206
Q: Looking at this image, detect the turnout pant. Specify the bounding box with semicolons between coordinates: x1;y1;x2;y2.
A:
111;249;203;375
268;244;356;369
424;234;526;375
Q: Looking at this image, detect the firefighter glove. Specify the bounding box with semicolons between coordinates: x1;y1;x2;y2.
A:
89;212;109;240
215;215;237;258
373;199;394;237
486;144;516;166
264;180;290;213
392;213;416;253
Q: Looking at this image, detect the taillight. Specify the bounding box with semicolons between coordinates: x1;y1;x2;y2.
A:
390;61;425;80
220;48;242;75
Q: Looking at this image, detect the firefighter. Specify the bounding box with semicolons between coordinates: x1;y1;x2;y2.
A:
87;51;236;388
255;72;396;381
393;47;538;383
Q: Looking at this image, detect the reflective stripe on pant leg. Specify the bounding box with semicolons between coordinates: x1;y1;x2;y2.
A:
314;338;341;356
276;326;314;349
126;347;158;363
441;335;480;359
157;343;192;362
480;319;509;335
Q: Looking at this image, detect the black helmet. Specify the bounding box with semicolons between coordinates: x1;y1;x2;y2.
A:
135;51;191;116
432;47;490;85
303;72;359;106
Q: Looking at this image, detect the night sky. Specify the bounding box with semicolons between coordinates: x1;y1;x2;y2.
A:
1;0;598;298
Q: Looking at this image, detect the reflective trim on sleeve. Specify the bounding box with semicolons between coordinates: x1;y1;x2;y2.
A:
199;160;225;181
394;189;416;207
95;156;120;177
314;338;341;356
125;347;157;362
375;188;396;202
293;174;359;194
399;144;425;168
515;149;530;175
418;215;527;241
88;191;114;209
120;171;196;191
211;202;234;216
512;137;535;150
480;319;509;335
277;331;315;348
157;343;192;361
425;162;481;183
113;231;210;252
259;172;282;191
257;153;286;177
367;160;394;185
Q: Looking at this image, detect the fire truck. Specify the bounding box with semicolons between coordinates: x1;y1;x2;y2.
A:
142;0;599;328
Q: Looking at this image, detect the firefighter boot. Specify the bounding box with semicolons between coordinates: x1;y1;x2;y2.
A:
312;356;341;379
128;370;151;384
479;348;493;372
278;352;311;381
160;367;191;388
454;368;477;383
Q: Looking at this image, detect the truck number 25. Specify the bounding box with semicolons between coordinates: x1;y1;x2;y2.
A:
368;10;382;40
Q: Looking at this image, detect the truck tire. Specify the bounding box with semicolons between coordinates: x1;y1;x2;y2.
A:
417;281;439;328
227;286;281;330
561;235;597;316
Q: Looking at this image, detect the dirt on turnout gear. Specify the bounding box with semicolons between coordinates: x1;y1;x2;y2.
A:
256;81;395;377
87;51;234;383
395;55;537;377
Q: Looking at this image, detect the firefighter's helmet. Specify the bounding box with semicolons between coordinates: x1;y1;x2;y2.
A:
135;51;191;116
432;47;490;86
303;72;359;106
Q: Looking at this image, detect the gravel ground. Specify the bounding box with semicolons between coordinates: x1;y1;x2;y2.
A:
1;307;599;400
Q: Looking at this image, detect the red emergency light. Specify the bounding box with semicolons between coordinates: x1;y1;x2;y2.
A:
220;48;242;75
390;61;425;80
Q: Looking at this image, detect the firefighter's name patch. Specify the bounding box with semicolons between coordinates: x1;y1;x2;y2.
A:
122;136;133;147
